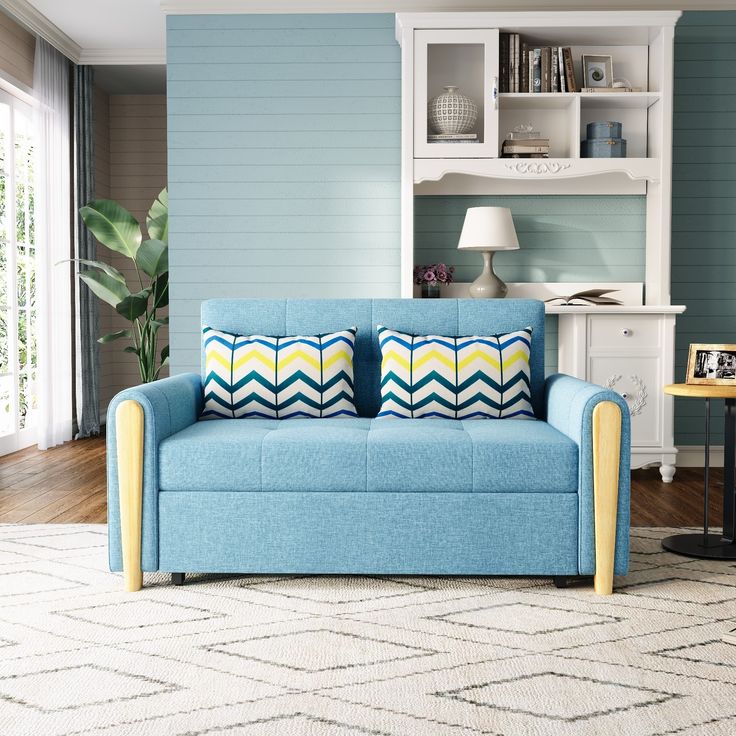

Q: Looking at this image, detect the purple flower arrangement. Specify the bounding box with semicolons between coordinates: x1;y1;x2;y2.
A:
413;263;455;287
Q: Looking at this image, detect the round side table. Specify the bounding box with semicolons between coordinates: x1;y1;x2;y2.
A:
661;383;736;559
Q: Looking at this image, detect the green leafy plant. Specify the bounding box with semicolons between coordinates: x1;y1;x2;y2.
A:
74;188;169;383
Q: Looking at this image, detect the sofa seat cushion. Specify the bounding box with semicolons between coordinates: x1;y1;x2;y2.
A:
158;418;577;493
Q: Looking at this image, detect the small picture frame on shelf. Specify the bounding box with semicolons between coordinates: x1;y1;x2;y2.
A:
686;344;736;385
582;54;613;88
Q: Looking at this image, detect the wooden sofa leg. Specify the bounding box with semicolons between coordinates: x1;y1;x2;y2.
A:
592;400;622;596
116;400;144;592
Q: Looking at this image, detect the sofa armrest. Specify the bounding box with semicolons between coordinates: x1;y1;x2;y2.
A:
107;373;203;574
545;373;631;578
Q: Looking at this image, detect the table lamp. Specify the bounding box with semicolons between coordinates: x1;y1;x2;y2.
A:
457;207;519;298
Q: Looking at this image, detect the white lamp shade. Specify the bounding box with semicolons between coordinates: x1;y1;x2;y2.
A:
457;207;520;252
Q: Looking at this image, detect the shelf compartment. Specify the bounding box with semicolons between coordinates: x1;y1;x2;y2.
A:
499;93;579;158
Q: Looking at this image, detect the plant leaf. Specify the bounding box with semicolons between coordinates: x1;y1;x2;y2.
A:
72;258;127;284
152;272;169;309
136;239;168;278
79;270;130;308
151;317;169;334
115;290;150;322
154;344;170;379
147;189;168;244
80;200;142;259
123;346;140;355
97;329;132;344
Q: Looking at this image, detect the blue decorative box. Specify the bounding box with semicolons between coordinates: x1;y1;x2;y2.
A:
586;121;622;139
581;138;627;158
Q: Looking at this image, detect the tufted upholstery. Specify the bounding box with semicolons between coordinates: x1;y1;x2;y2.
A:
157;417;578;494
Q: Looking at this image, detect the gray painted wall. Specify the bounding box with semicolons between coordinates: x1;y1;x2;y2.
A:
671;11;736;444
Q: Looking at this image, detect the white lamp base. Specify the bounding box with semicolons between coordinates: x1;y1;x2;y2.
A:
469;251;508;299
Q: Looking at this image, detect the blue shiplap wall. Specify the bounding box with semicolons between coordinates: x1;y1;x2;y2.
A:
167;11;733;446
672;11;736;445
166;14;400;372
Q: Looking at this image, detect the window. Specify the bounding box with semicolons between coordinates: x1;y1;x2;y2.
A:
0;89;37;454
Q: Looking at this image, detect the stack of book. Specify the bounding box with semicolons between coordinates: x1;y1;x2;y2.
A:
427;133;478;144
499;34;578;94
502;130;549;158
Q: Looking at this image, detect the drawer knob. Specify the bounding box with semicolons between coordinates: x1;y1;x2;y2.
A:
621;328;631;336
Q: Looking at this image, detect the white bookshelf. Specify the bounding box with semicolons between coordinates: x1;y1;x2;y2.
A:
396;11;687;482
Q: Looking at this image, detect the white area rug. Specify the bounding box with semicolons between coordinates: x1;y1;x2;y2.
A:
1;525;735;736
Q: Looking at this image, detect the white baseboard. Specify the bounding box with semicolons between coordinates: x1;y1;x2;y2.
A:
675;445;723;468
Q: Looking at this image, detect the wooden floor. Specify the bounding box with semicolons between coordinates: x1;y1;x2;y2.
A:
0;435;719;527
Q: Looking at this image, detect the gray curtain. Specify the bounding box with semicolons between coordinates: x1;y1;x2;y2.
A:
74;65;99;437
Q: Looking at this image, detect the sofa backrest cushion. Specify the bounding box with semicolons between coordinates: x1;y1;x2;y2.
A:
200;299;546;418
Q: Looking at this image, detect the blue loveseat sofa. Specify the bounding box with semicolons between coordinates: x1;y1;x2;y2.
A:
107;298;630;595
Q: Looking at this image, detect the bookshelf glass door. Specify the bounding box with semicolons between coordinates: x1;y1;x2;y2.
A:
414;29;499;159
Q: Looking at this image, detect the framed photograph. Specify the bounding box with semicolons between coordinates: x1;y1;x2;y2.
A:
686;343;736;385
582;54;613;88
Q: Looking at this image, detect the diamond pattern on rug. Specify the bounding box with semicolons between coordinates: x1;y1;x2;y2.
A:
238;575;431;604
0;663;178;712
204;628;437;672
1;524;735;736
436;671;678;721
428;601;620;635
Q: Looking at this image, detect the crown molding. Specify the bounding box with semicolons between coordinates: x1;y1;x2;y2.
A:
0;0;81;62
78;48;166;65
161;0;736;12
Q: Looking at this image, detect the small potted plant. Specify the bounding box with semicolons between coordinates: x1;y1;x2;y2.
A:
414;263;455;298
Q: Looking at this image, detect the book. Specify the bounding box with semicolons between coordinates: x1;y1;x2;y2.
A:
508;33;515;92
502;153;550;158
428;133;478;140
542;46;551;93
503;144;550;154
521;42;529;93
551;46;559;93
544;288;623;306
558;46;566;92
562;47;577;93
503;138;549;146
513;34;520;93
499;33;510;93
531;48;541;93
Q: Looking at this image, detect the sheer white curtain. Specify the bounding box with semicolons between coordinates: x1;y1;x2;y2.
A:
34;38;73;449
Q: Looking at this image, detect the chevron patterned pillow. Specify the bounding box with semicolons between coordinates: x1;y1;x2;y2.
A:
377;325;534;420
201;327;358;419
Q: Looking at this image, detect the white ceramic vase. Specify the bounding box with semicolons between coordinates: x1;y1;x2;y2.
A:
428;86;478;135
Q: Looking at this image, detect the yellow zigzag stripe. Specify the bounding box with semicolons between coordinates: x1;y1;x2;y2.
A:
457;351;500;371
323;350;353;371
231;351;276;371
381;351;410;372
502;350;530;370
412;350;455;371
277;350;320;371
